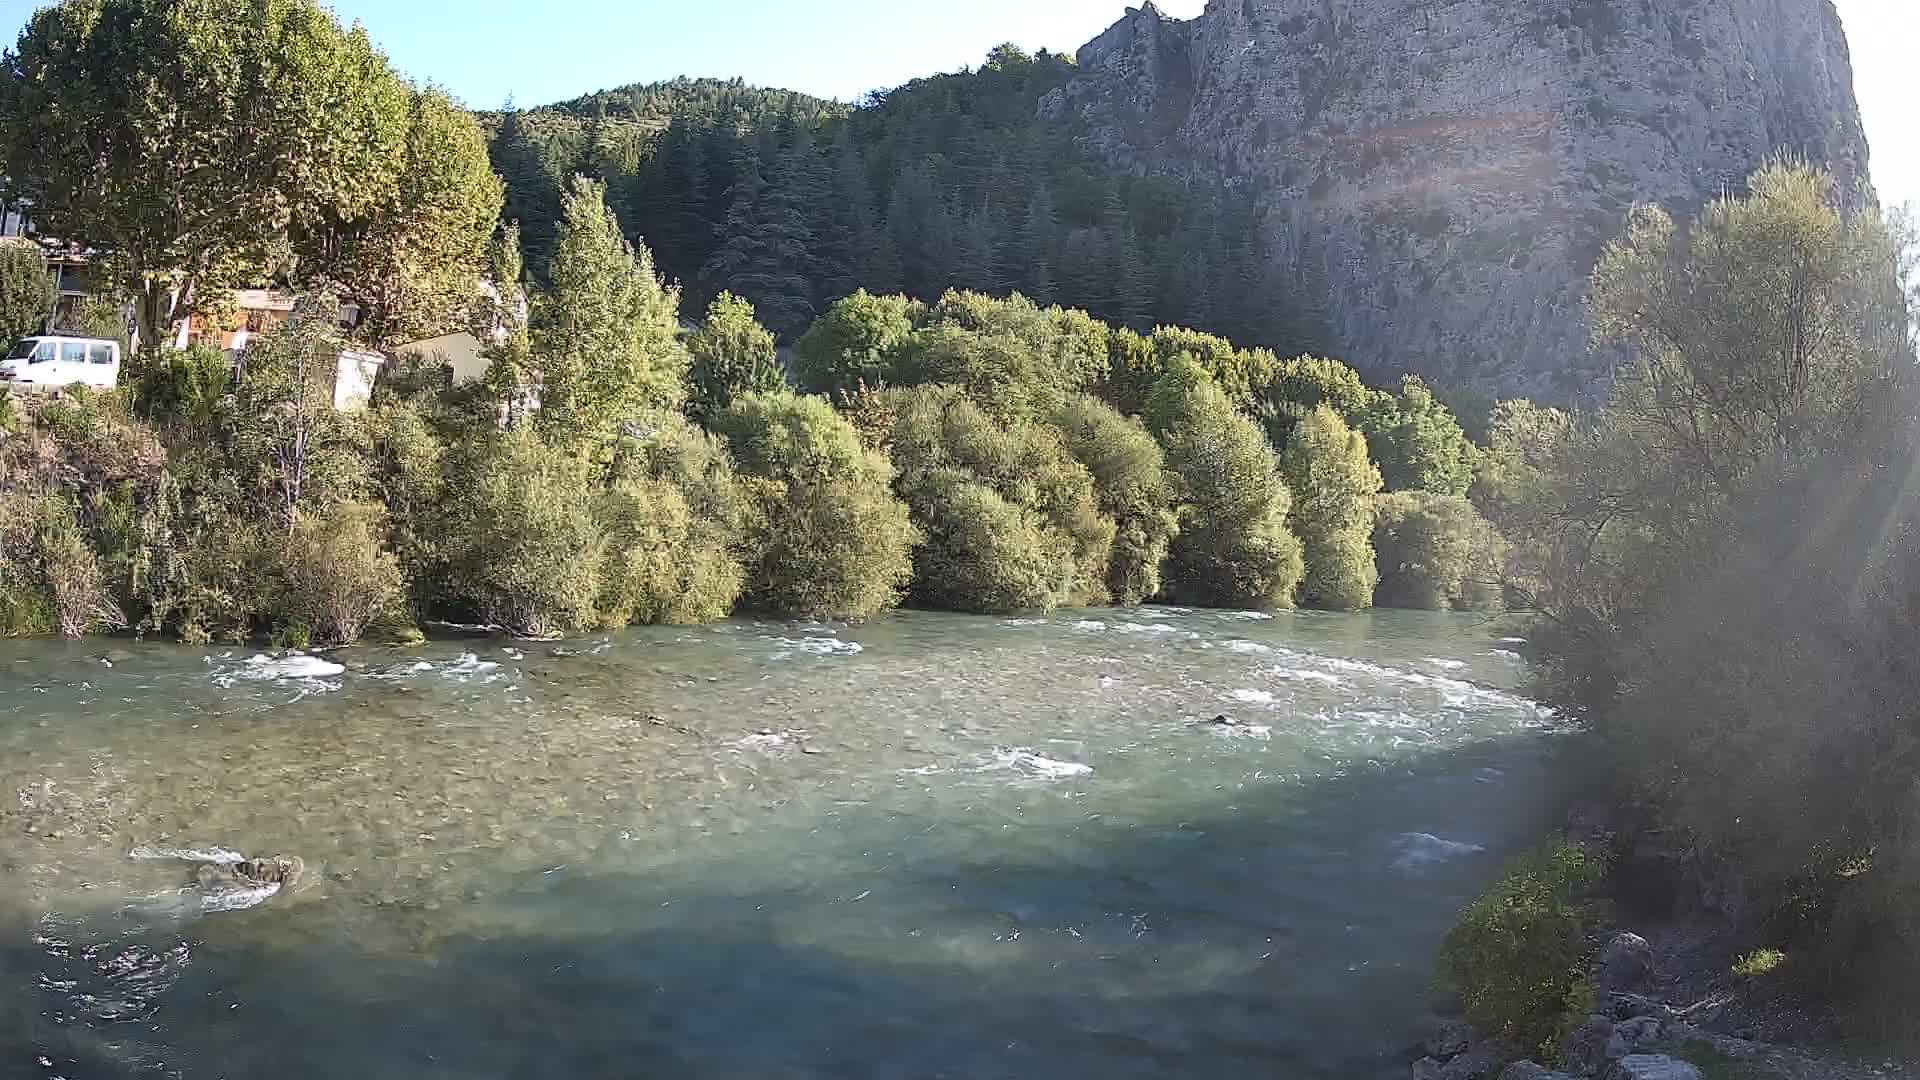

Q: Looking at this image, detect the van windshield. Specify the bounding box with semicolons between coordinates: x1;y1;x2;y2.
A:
4;339;38;360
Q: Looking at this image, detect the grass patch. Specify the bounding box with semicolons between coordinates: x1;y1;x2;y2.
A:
1732;949;1786;978
1644;1039;1781;1080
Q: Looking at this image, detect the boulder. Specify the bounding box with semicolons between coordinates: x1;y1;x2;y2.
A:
1439;1041;1522;1080
1564;1016;1628;1077
1604;1056;1704;1080
1500;1064;1577;1080
1423;1021;1476;1059
1613;1016;1666;1047
1598;932;1654;993
1604;994;1676;1023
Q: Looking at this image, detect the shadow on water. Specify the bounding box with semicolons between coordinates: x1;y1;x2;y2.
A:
2;731;1566;1080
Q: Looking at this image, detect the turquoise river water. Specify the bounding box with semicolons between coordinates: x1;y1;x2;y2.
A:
0;607;1561;1079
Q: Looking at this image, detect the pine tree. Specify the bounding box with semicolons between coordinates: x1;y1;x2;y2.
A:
885;163;955;300
951;208;1004;295
700;144;817;335
1018;186;1060;304
813;132;881;306
534;177;689;444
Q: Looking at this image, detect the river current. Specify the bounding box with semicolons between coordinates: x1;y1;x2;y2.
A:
0;607;1559;1079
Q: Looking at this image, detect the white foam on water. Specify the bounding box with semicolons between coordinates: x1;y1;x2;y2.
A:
1225;640;1274;655
994;749;1093;779
1270;666;1345;687
1001;618;1049;627
198;883;281;913
1111;622;1185;635
1498;637;1527;645
1487;649;1523;661
1423;657;1468;671
1227;688;1276;705
443;653;503;681
1211;724;1273;741
209;653;345;687
1072;620;1108;632
129;845;245;865
735;730;795;750
1217;610;1275;621
907;748;1093;781
1392;832;1488;871
769;637;864;659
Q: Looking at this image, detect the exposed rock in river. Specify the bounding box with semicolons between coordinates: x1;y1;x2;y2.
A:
1050;0;1872;400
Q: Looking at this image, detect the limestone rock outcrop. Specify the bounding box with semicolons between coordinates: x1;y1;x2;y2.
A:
1050;0;1873;400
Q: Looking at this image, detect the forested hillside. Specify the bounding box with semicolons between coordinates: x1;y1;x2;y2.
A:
484;49;1330;353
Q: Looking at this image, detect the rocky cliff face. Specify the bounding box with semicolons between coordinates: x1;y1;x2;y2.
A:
1047;0;1873;400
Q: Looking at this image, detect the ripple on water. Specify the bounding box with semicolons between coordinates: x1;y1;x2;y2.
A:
0;610;1559;1080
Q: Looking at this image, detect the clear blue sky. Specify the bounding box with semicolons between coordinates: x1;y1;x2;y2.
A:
0;0;1909;210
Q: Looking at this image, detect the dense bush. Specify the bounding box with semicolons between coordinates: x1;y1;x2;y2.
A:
1052;394;1178;604
1372;492;1506;611
440;430;603;637
792;289;917;397
1436;844;1606;1059
1280;405;1381;610
1361;375;1480;495
1504;162;1920;1040
278;502;405;646
686;291;783;422
1149;368;1303;609
713;390;915;619
887;384;1113;612
592;418;750;626
0;241;54;343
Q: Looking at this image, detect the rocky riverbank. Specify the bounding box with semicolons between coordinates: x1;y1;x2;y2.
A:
1412;829;1915;1080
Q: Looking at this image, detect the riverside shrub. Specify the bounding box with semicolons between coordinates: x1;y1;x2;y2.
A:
1150;369;1304;609
887;384;1114;612
1372;492;1506;611
440;431;603;637
1437;844;1606;1059
278;501;405;646
713;390;915;619
1052;394;1178;605
593;415;750;626
1280;405;1382;610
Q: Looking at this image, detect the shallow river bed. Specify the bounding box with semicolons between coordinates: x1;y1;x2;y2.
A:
0;607;1558;1079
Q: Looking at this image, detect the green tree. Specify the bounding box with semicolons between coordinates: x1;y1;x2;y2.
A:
1372;492;1505;611
792;289;917;397
439;430;603;638
687;292;784;421
1361;375;1479;495
592;416;749;626
700;145;819;335
533;177;688;443
1280;405;1382;610
712;390;916;619
1150;365;1304;609
336;89;505;347
0;243;53;343
0;0;412;346
887;385;1114;612
1256;354;1376;446
1053;395;1179;604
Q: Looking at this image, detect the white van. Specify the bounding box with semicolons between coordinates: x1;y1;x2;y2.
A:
0;335;122;388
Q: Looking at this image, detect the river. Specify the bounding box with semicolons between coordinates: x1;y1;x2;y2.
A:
0;607;1559;1079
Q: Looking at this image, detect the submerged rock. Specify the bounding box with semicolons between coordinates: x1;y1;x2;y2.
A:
1604;1056;1703;1080
1501;1064;1576;1080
